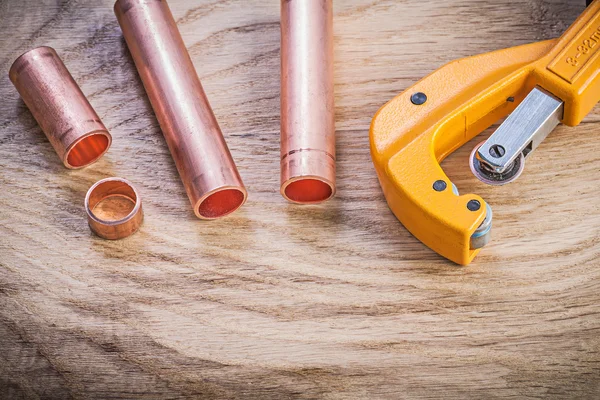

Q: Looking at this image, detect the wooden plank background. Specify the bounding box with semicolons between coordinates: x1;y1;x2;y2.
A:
1;0;599;398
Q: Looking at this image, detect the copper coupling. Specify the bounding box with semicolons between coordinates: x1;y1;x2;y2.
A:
280;0;336;204
114;0;247;219
85;178;143;240
9;47;112;169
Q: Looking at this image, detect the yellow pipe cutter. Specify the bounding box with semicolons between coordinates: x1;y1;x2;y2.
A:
370;1;600;265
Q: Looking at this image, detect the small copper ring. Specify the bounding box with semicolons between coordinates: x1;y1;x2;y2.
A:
85;177;143;240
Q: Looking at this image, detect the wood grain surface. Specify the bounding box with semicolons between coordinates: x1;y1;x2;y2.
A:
1;0;599;398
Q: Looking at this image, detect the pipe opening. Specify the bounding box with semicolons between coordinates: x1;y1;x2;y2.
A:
197;188;245;219
87;179;138;223
66;132;110;168
283;178;333;204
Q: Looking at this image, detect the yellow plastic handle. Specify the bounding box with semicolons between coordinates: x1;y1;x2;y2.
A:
539;0;600;125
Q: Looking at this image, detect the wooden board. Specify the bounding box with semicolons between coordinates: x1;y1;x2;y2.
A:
1;0;599;398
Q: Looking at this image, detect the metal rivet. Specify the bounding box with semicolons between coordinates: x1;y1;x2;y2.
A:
411;92;427;105
433;180;447;192
467;200;481;211
489;144;506;158
507;96;515;102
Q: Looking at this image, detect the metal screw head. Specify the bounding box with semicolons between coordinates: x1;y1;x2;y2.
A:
411;92;427;105
489;144;506;158
470;141;525;186
433;180;447;192
467;200;481;211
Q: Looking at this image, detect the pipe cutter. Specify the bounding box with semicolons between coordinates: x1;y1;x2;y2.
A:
370;1;600;265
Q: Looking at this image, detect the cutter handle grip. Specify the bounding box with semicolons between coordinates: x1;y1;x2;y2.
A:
536;0;600;125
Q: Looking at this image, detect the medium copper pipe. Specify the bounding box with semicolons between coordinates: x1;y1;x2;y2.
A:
280;0;336;204
114;0;247;219
9;47;112;169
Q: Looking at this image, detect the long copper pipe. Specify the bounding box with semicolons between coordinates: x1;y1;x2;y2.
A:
9;47;112;169
280;0;336;204
114;0;246;219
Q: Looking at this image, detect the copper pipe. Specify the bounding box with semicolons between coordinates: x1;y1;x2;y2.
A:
280;0;336;204
86;177;143;240
114;0;247;219
9;47;112;169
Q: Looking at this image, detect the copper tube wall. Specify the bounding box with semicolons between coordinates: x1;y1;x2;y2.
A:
280;0;336;204
9;47;112;169
114;0;246;219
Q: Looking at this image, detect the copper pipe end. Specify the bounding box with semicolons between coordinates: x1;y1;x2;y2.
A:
9;46;112;169
115;0;246;219
195;187;247;220
280;0;336;204
85;177;143;240
281;171;335;204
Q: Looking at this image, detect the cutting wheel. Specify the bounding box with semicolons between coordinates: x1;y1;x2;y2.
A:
469;141;525;186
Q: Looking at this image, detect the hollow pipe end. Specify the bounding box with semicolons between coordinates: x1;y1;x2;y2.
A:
280;176;335;205
193;186;247;220
280;149;336;204
64;130;112;169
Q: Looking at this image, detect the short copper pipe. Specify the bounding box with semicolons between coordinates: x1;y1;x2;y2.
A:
9;47;112;169
114;0;247;219
280;0;336;204
85;177;143;240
